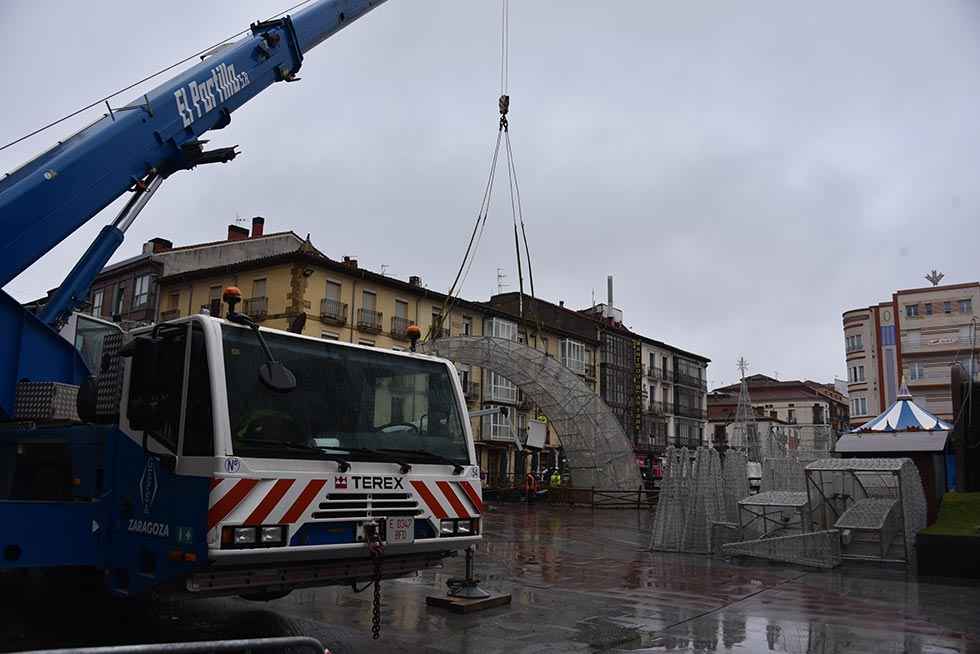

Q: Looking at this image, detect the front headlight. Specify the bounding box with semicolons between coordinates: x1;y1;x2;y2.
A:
233;527;257;545
260;526;285;544
456;520;472;535
440;519;456;536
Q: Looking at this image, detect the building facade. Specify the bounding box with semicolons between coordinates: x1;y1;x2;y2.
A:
843;281;980;426
709;374;849;450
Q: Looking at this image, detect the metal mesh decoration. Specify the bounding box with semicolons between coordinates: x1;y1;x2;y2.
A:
722;449;749;522
721;530;842;569
898;459;928;566
682;447;725;554
761;457;806;492
649;446;690;551
421;336;642;490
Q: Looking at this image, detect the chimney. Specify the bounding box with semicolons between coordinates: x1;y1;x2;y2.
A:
342;256;358;269
409;275;422;287
228;224;249;241
251;216;265;238
559;300;565;308
142;241;155;255
149;237;172;253
607;275;614;307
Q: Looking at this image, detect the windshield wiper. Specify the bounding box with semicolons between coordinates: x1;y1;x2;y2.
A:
370;448;466;475
340;447;413;474
236;437;351;471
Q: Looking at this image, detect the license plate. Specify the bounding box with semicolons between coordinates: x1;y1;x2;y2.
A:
385;517;415;544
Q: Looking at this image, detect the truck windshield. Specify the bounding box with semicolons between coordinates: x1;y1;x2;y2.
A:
222;325;469;465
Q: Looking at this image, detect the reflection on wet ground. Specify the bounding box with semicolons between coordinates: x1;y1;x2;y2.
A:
3;503;980;653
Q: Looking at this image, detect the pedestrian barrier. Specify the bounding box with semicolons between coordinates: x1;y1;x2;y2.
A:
546;486;658;509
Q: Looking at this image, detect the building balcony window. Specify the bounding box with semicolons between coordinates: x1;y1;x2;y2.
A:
646;365;667;381
160;308;181;321
357;308;383;333
464;381;481;403
243;296;268;319
320;298;348;325
674;404;706;420
673;370;706;390
647;401;674;416
390;316;412;340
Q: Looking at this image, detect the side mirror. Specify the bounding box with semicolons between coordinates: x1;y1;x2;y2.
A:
259;361;297;393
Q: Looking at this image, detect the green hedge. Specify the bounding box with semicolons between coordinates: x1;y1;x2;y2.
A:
921;492;980;536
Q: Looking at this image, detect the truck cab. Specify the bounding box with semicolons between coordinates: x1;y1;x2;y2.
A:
1;313;482;599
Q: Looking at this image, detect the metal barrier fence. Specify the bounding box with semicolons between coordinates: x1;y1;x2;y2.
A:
546;486;658;509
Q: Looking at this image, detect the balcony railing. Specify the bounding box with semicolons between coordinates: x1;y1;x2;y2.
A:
845;342;864;353
902;335;975;353
243;296;268;319
160;308;181;321
674;404;706;420
674;370;706;390
357;308;383;333
320;298;348;325
391;316;412;340
647;401;674;416
646;365;668;381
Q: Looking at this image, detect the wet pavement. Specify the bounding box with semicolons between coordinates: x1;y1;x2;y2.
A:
4;503;980;653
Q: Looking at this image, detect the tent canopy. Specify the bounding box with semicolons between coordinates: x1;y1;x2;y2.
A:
838;382;951;454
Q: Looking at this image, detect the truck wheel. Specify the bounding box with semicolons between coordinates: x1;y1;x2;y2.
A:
238;589;293;602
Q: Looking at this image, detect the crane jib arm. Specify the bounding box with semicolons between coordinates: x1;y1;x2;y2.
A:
0;0;386;290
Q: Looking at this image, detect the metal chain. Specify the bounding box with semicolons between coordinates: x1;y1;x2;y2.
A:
371;555;382;640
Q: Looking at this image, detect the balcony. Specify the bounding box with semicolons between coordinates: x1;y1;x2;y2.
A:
674;370;706;390
902;334;974;354
391;316;412;340
845;342;864;354
647;401;674;416
674;404;706;420
243;296;268;319
357;308;383;333
320;298;348;325
160;308;181;321
646;365;668;381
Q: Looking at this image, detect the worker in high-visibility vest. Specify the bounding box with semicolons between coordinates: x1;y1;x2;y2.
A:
550;470;561;487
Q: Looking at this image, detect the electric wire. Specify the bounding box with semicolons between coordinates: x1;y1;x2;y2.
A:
0;0;317;154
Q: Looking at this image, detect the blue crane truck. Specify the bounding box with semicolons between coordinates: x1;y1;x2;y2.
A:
0;0;483;602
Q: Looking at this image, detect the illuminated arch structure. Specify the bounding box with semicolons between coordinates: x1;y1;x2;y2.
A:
422;335;642;490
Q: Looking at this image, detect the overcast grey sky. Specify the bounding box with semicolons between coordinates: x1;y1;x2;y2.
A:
2;1;979;387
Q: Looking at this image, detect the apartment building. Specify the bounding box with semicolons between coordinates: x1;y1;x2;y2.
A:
490;289;710;458
709;375;849;450
843;281;980;426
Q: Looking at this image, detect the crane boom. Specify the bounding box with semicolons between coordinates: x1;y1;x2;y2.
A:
0;0;386;290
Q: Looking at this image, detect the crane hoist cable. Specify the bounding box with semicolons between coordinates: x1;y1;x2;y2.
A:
431;0;542;343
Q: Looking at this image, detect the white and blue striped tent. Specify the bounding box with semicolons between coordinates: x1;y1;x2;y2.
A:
836;384;952;453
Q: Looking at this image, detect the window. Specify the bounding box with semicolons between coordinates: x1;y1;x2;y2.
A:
850;397;868;416
462;316;473;336
944;301;953;314
848;365;865;383
431;307;447;336
909;361;925;381
905;304;919;318
321;332;339;340
112;286;125;317
787;408;795;423
361;290;377;311
395;299;408;319
183;326;214;457
925;303;933;316
91;289;104;316
483;409;514;441
486;317;517;341
960;299;973;314
326;281;342;302
488;371;518;403
560;339;587;374
222;326;469;464
845;334;864;352
167;293;180;310
134;274;152;307
251;278;267;298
